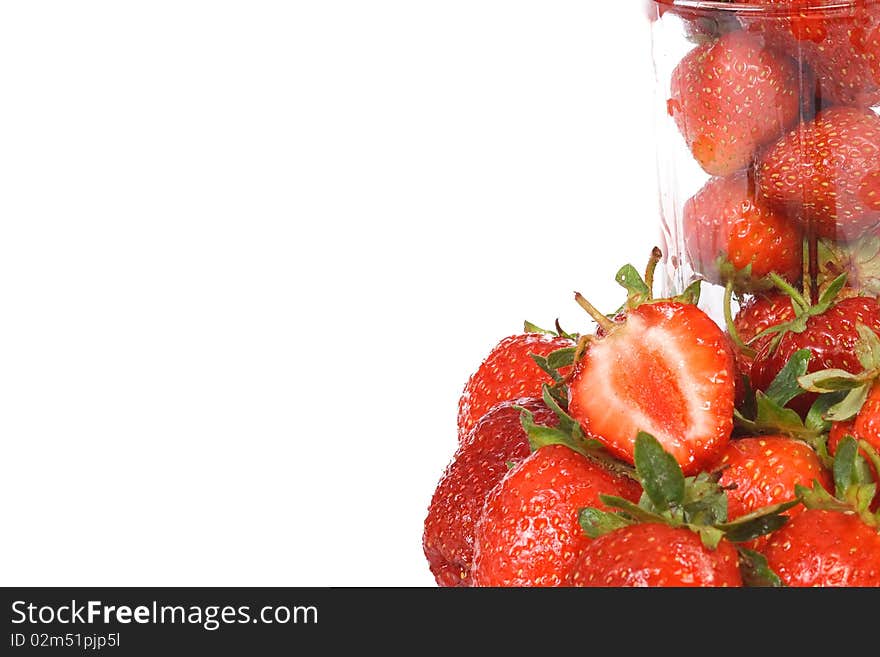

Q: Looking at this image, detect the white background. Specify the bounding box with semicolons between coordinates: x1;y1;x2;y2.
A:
0;1;659;586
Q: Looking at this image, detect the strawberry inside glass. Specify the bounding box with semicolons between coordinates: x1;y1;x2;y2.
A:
651;0;880;317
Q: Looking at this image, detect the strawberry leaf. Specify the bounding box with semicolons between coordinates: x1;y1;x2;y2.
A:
855;324;880;371
529;353;563;384
858;439;880;484
833;435;860;498
815;273;848;312
673;279;701;305
523;320;556;335
844;482;878;516
824;383;871;422
805;392;847;434
634;432;685;512
540;385;583;440
578;507;633;539
754;392;809;435
797;369;864;393
615;264;651;308
716;499;798;543
765;348;810;406
598;494;668;525
546;347;576;371
738;548;784;587
519;388;604;457
692;525;725;551
682;472;728;526
795;481;852;512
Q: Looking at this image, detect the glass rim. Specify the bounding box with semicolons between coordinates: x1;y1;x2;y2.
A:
653;0;876;14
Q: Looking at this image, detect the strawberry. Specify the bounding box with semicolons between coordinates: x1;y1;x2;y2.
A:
683;173;802;290
471;444;640;587
423;398;556;587
714;436;830;548
457;332;575;440
668;30;802;177
568;300;736;475
757;106;880;242
730;292;796;376
750;295;880;415
740;1;880;107
762;509;880;586
568;522;742;587
759;432;880;586
572;433;798;587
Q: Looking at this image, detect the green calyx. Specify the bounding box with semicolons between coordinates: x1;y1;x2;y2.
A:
529;344;578;410
795;435;880;529
517;385;636;481
577;433;798;572
611;246;700;314
817;237;880;299
523;319;579;341
734;349;839;454
723;279;757;358
794;324;880;423
714;257;777;296
748;273;848;356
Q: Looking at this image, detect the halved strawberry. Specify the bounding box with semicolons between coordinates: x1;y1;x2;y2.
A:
668;30;802;176
568;300;736;475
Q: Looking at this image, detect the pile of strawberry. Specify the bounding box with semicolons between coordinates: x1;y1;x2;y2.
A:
423;248;880;587
660;1;880;291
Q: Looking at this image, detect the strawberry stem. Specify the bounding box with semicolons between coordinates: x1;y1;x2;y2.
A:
801;238;812;308
644;247;662;301
574;292;615;333
723;279;755;357
570;333;593;370
769;272;809;314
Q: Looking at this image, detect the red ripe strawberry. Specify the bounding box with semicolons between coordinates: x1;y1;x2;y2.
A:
731;292;796;375
668;30;802;177
683;173;802;288
423;398;556;587
750;296;880;414
457;333;575;440
757;107;880;241
471;444;640;587
568;523;742;587
568;301;736;475
740;1;880;107
714;436;830;548
829;382;880;490
762;509;880;586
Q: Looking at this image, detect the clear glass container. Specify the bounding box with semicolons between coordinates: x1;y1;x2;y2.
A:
650;0;880;320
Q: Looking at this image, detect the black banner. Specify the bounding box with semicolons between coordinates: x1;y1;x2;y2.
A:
0;587;864;653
